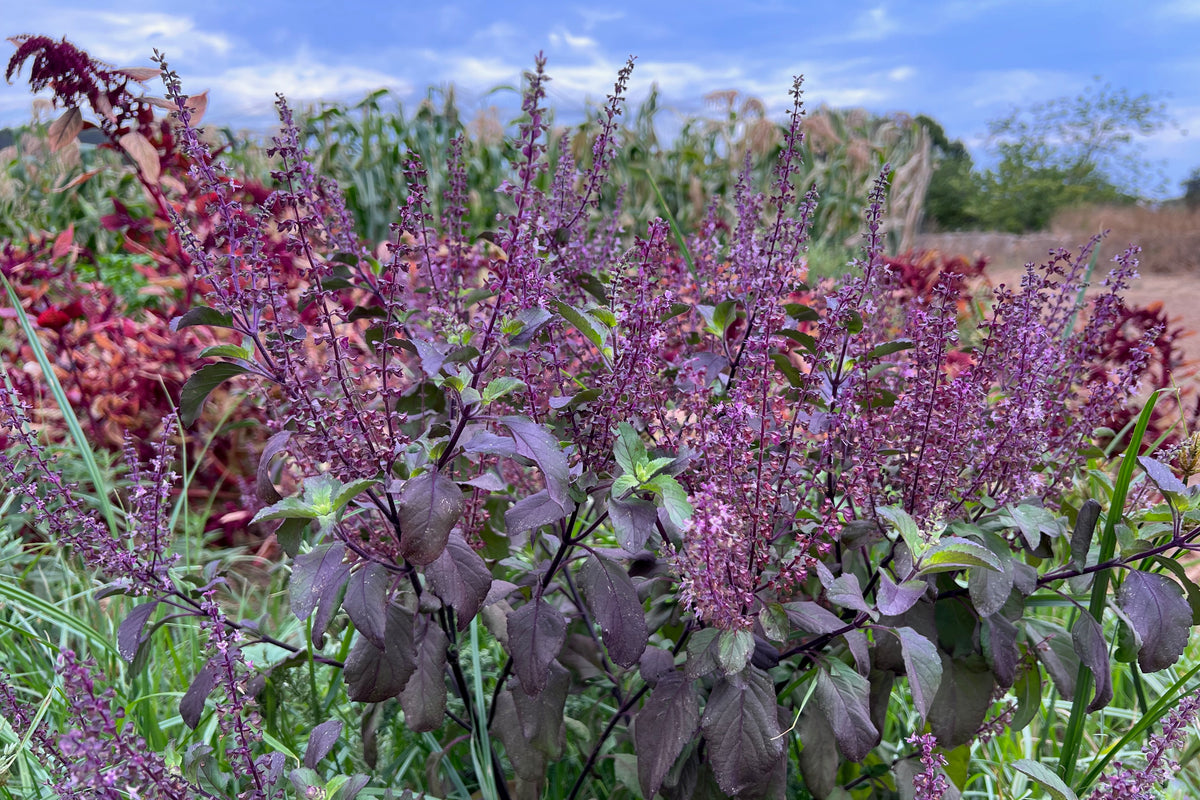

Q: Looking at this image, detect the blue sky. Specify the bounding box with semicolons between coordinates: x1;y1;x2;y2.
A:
3;0;1199;198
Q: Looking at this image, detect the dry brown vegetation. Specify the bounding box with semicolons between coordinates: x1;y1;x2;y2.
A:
916;203;1200;275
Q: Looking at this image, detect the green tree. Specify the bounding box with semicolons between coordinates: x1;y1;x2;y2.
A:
975;78;1171;231
919;80;1174;233
1184;166;1200;210
916;114;981;231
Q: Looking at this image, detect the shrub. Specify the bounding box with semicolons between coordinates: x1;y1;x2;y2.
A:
3;36;1200;800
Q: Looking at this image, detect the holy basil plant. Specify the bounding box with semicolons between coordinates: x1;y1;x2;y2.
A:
2;34;1199;800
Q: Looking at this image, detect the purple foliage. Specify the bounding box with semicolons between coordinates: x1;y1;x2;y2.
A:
3;34;1196;800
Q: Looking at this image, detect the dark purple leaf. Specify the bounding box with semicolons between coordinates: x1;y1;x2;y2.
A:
868;669;896;736
397;470;465;565
425;531;493;629
1070;499;1102;570
982;613;1019;688
1150;554;1200;625
118;600;159;662
260;752;286;788
845;629;871;675
608;494;658;551
513;661;569;757
797;708;838;800
1071;610;1112;712
344;601;416;702
400;614;448;732
877;573;927;616
343;563;391;649
928;656;994;748
1029;619;1078;698
304;719;343;769
180;662;218;729
1117;570;1191;672
783;601;844;635
701;669;784;797
824;572;876;619
969;532;1014;618
891;626;942;720
579;554;648;667
505;490;567;537
683;628;721;679
1138;455;1189;496
507;598;567;695
814;660;880;761
490;689;547;783
331;775;369;800
290;542;351;646
1011;666;1042;732
256;429;292;504
462;431;519;457
639;647;677;686
413;339;449;377
501;416;570;509
291;542;349;621
463;471;507;492
1012;561;1039;596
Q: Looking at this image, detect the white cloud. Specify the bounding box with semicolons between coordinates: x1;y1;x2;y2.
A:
1157;0;1200;16
6;9;233;63
574;7;625;29
548;29;600;53
960;69;1078;109
848;5;901;41
200;56;412;115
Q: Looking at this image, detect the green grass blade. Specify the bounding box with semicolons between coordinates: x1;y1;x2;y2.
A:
1076;666;1200;793
469;614;499;800
639;168;697;280
0;579;118;658
1;272;120;537
1058;390;1159;784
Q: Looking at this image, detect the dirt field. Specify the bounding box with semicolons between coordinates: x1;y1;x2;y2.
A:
916;228;1200;371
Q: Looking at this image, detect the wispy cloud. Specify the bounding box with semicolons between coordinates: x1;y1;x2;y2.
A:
197;55;411;116
1157;0;1200;16
7;8;232;63
848;5;901;41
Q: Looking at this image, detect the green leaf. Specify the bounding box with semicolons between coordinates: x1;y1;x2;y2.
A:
918;537;1004;576
251;497;320;525
863;339;915;360
648;475;693;528
611;474;640;498
198;343;253;360
759;603;790;644
180;362;249;426
170;305;235;332
333;479;377;512
877;505;926;559
784;303;819;322
552;300;608;351
1011;759;1078;800
614;422;647;475
482;377;527;403
660;302;692;322
716;629;755;675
